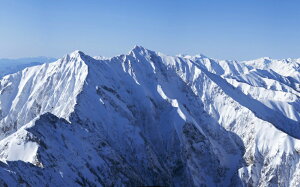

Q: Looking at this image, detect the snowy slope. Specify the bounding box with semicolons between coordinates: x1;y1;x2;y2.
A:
0;57;56;78
0;52;87;139
0;46;299;186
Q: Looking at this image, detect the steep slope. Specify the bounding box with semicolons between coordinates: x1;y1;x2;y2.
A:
0;57;57;78
0;52;87;139
183;55;300;122
243;57;300;83
0;48;244;186
0;46;299;186
168;53;300;186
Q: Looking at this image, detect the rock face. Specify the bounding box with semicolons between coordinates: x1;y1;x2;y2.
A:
0;46;299;186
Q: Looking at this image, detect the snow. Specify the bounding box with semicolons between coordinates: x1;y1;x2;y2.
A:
0;46;299;186
0;57;57;78
157;84;187;121
0;119;39;164
0;51;88;139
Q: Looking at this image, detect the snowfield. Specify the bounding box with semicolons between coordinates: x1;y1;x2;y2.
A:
0;46;299;186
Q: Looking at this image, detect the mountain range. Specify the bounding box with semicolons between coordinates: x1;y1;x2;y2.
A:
0;46;299;186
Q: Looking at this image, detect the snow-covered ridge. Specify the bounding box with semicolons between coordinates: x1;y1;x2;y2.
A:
0;51;88;139
0;46;299;186
0;57;57;78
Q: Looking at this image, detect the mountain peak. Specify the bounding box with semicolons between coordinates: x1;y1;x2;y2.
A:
259;56;271;61
61;50;87;64
69;50;86;57
130;45;150;55
177;53;208;59
132;45;146;51
0;47;299;186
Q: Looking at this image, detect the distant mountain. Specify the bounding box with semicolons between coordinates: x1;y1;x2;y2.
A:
0;57;57;77
0;47;299;186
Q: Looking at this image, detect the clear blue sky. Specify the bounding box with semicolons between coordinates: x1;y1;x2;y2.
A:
0;0;299;60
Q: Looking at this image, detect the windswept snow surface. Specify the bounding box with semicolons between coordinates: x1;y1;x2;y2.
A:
0;46;299;186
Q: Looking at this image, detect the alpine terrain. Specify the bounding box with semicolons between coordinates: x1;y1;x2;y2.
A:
0;46;299;186
0;57;57;78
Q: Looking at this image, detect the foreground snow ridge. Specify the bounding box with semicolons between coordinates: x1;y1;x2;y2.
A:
0;46;299;186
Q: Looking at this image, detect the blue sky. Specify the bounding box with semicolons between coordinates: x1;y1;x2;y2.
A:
0;0;299;60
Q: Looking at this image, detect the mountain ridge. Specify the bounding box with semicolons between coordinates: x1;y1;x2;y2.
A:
0;46;299;186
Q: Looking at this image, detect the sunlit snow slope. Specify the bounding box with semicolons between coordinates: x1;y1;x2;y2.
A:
0;57;57;78
0;46;299;186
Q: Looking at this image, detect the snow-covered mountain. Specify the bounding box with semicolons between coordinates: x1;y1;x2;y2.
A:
0;46;299;186
0;57;57;78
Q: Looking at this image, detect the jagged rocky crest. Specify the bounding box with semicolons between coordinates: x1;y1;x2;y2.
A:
0;46;299;186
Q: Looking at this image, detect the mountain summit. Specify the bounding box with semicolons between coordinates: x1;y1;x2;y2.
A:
0;47;299;186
